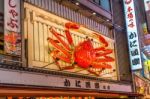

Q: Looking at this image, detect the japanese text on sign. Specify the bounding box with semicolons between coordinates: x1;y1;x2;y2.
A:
63;78;111;90
4;0;21;55
123;0;142;70
5;0;20;32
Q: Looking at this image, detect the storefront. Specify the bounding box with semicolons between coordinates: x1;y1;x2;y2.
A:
0;68;142;98
0;0;143;98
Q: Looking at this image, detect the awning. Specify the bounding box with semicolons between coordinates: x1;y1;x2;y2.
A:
0;85;143;98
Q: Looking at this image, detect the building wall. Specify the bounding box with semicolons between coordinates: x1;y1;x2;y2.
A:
134;0;146;44
112;0;132;81
0;0;137;97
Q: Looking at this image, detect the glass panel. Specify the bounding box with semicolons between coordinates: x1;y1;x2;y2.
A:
100;0;110;11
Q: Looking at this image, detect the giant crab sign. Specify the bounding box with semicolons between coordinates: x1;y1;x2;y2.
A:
47;22;115;76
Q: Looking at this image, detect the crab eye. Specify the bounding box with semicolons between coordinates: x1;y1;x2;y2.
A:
85;36;88;39
91;39;93;41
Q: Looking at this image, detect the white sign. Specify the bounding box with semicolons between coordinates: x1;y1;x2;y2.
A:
4;0;20;32
4;0;21;55
123;0;142;70
0;69;132;92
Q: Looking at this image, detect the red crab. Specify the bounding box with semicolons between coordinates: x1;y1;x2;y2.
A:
47;22;115;76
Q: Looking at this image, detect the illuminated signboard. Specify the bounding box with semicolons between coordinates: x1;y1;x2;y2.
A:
24;3;117;79
123;0;142;70
144;0;150;31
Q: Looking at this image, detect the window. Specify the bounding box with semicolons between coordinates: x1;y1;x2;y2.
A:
92;0;111;11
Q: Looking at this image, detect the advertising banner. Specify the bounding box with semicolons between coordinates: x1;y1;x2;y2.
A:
144;0;150;31
123;0;142;70
24;3;117;78
4;0;21;55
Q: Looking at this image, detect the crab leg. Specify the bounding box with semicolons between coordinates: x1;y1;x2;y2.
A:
65;22;80;29
96;49;113;57
50;50;74;70
92;62;112;69
50;27;71;51
65;29;74;46
54;60;63;70
94;47;105;51
104;56;115;61
51;50;71;63
88;69;100;76
47;37;71;57
61;65;75;70
98;35;108;47
95;56;114;62
93;33;108;47
64;22;80;46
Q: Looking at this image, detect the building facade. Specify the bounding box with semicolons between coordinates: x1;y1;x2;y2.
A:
114;0;150;98
0;0;145;98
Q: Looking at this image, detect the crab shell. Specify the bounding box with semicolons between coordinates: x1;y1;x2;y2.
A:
74;39;96;68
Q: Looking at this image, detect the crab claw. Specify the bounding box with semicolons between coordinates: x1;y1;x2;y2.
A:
65;22;80;29
93;33;108;47
98;35;108;47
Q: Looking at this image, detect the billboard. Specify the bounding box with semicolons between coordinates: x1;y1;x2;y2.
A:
47;22;116;77
144;0;150;31
123;0;142;70
24;3;117;79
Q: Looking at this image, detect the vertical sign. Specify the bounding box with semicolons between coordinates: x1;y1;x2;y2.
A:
123;0;142;70
144;0;150;31
4;0;21;55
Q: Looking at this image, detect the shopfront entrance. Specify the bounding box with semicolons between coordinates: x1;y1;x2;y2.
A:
0;87;137;99
0;68;142;99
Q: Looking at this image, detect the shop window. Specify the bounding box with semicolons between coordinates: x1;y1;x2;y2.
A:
92;0;111;12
